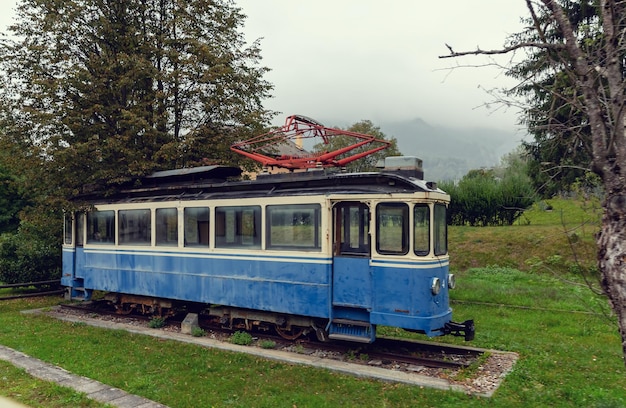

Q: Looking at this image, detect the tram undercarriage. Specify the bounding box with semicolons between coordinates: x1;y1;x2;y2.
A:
103;292;330;342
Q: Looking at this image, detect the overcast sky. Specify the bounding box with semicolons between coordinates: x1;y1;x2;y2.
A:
0;1;530;132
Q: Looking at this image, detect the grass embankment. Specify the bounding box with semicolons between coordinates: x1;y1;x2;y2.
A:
450;198;600;273
0;198;624;407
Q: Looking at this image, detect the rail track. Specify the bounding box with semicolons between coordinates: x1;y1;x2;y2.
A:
0;280;64;300
59;301;484;371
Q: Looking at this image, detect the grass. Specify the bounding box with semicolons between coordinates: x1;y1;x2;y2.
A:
0;198;624;407
0;360;107;407
449;198;601;274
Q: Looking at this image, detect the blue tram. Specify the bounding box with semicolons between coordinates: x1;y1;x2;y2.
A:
62;156;474;342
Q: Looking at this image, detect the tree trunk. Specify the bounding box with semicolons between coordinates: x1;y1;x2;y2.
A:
597;191;626;364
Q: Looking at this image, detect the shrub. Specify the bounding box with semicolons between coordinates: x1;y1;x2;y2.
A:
230;331;253;345
441;166;536;226
0;230;61;284
148;317;166;328
259;340;276;349
191;327;205;337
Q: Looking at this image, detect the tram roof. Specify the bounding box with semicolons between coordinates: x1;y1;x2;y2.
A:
78;165;446;204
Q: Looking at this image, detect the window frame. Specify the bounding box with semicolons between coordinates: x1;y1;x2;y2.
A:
156;207;178;247
266;203;322;251
413;204;431;256
86;210;116;245
433;203;448;256
375;202;409;256
64;213;73;245
184;207;210;248
118;208;151;246
215;205;261;249
334;202;371;257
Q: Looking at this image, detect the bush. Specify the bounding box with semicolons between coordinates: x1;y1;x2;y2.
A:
259;340;276;349
0;230;61;284
191;327;205;337
148;317;166;328
230;331;253;346
0;202;62;285
441;166;536;226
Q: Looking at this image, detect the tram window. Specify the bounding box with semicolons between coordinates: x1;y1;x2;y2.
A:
414;204;430;256
76;213;85;246
215;206;261;249
434;203;448;256
156;208;178;246
119;209;151;245
267;204;321;251
335;202;370;256
87;210;115;244
184;207;209;247
64;213;73;245
376;203;408;255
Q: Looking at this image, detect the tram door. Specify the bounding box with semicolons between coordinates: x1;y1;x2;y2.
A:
74;213;84;276
62;213;83;288
332;202;372;308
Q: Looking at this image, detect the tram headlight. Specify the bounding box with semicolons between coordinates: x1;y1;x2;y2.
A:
431;277;441;295
448;274;456;290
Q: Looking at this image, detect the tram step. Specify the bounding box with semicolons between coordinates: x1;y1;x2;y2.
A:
330;318;371;327
328;333;374;343
328;319;375;343
69;286;91;300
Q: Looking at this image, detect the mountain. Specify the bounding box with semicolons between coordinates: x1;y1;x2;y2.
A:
379;118;525;181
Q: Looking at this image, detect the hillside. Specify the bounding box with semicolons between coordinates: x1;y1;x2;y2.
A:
379;118;526;181
449;198;601;275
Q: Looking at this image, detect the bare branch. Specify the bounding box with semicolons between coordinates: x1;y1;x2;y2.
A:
438;41;565;59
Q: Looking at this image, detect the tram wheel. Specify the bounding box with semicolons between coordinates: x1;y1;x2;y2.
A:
115;303;134;315
275;325;304;340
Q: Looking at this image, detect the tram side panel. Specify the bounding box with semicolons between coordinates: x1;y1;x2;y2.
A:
78;248;333;319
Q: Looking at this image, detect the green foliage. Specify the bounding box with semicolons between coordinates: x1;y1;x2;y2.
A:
0;164;26;234
148;317;166;329
0;0;274;198
0;217;62;284
441;154;536;226
312;120;402;172
0;193;63;284
506;4;598;197
191;327;205;337
0;0;275;288
229;330;253;345
259;340;276;349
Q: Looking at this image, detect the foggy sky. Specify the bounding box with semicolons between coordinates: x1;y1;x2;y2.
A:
0;1;530;132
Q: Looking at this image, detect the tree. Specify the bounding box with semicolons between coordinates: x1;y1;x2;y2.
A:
441;0;626;364
312;120;402;172
0;0;273;198
0;0;273;282
0;163;25;234
507;3;597;197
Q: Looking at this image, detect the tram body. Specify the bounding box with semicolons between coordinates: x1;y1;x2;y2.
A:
62;159;473;342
